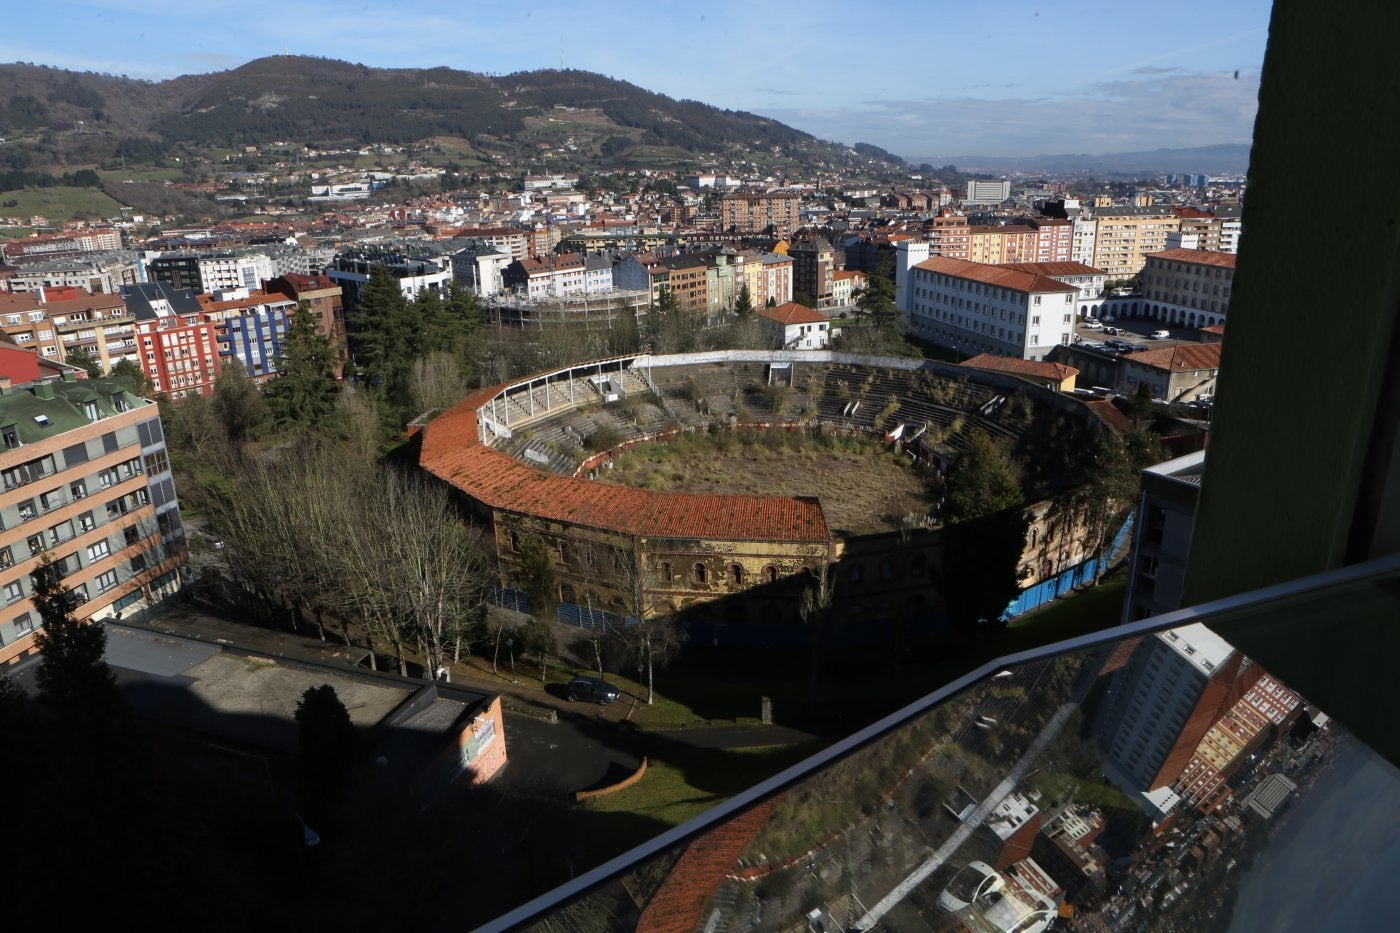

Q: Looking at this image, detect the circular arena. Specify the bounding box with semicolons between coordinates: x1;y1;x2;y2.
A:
416;350;1111;647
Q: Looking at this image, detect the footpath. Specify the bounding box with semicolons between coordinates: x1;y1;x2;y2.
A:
121;599;817;751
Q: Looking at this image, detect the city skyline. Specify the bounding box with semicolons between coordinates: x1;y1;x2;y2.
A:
4;0;1272;158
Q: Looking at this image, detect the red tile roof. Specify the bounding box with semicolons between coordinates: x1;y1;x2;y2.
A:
998;261;1106;278
1084;399;1135;435
757;302;827;326
1146;248;1237;269
1125;342;1223;372
961;353;1078;382
912;256;1077;293
420;383;831;544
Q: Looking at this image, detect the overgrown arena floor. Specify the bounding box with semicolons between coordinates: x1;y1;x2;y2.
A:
592;427;937;536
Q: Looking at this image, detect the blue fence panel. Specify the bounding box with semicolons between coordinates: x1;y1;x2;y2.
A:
1000;516;1133;621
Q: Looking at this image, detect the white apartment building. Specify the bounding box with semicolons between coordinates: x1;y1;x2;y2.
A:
197;251;275;294
999;262;1108;317
965;179;1012;204
904;255;1079;361
1071;216;1097;266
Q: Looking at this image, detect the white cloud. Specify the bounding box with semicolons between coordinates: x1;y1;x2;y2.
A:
759;70;1261;158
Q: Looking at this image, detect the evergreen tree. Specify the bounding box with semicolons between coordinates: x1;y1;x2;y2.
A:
295;684;363;827
32;557;122;715
858;251;900;334
516;532;558;621
944;430;1024;524
346;265;413;391
734;285;754;318
65;346;101;378
264;304;339;428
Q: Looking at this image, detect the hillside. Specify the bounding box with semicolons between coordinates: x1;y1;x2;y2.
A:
0;56;854;173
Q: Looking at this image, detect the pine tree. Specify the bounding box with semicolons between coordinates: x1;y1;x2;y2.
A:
65;347;101;378
734;285;754;318
265;303;340;428
210;360;265;443
32;557;122;715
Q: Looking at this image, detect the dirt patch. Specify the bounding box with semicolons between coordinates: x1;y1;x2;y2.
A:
594;429;936;535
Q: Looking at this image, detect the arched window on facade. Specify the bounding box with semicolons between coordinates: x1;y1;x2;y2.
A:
659;560;673;582
729;563;743;586
693;562;708;585
764;565;779;584
559;583;577;604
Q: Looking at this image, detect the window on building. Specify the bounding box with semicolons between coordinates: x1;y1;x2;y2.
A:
87;540;111;562
2;425;18;449
96;569;119;593
13;612;33;636
70;480;87;500
3;581;23;604
693;562;708;585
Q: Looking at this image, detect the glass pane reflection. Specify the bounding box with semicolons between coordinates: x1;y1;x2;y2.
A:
498;557;1400;933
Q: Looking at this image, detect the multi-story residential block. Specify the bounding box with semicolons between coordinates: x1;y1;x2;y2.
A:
902;254;1079;361
2;252;141;295
1089;207;1180;278
264;273;347;375
0;287;140;372
448;242;512;299
122;283;223;399
1;228;122;262
144;252;202;293
325;251;453;320
502;253;589;300
927;211;971;260
1052;341;1220;402
658;255;709;311
968;225;1039;264
0;374;186;667
758;252;794;307
831;269;866;307
197;290;296;385
964;179;1012;204
1138;248;1236;328
787;236;834;307
447;226;531;262
720;191;801;237
1094;622;1255;806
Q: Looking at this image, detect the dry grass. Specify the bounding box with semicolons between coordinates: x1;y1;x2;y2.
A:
594;429;936;534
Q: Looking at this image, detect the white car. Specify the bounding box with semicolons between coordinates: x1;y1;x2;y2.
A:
938;861;1005;913
1082;319;1104;330
1151;329;1171;339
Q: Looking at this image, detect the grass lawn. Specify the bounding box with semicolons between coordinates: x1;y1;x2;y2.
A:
0;185;130;221
584;744;820;828
97;167;184;185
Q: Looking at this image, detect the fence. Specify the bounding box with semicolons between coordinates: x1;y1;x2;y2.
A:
1001;515;1135;620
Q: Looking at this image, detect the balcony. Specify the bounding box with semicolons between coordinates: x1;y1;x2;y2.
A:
478;555;1400;932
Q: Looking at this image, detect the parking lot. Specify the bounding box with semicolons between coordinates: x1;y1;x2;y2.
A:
1074;313;1194;353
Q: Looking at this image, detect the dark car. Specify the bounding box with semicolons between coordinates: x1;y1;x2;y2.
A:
566;676;621;704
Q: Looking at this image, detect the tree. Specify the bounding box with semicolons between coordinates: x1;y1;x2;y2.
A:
518;615;558;684
858;251;900;333
32;557;122;715
516;532;558;622
944;430;1024;524
264;304;339;428
408;350;468;417
295;684;363;826
210;360;264;443
734;285;754;319
65;346;100;378
109;358;153;397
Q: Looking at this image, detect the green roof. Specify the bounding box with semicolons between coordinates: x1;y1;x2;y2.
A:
0;376;150;445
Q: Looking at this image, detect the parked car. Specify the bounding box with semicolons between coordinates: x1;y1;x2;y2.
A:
205;533;225;550
1103;326;1120;335
566;676;621;704
1151;329;1171;339
1082;319;1104;330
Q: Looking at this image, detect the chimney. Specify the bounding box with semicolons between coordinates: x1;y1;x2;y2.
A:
33;380;55;399
36;285;45;304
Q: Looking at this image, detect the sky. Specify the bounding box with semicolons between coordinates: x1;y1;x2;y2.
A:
2;0;1275;159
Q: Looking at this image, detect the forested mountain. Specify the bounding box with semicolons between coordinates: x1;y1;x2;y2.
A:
0;56;856;171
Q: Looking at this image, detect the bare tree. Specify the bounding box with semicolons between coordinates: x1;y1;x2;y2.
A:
408;350;469;417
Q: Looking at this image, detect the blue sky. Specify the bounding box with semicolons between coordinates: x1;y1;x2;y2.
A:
3;0;1274;158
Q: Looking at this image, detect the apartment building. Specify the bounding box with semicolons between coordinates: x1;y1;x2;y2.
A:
197;290;297;385
0;288;140;372
1139;248;1236;328
787;236;834;307
325;251;453;320
964;179;1012;204
2;253;141;295
755;302;830;349
0;374;186;667
720;191;801;237
927;211;971;260
264;273;347;375
122;283;223;399
502;253;589;300
999;261;1107;313
901;254;1078;361
1089;207;1180;278
1;228;122;262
